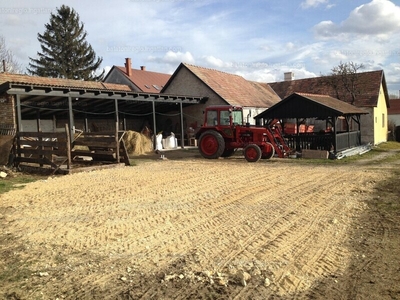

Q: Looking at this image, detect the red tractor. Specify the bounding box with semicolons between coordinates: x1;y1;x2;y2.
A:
195;105;291;162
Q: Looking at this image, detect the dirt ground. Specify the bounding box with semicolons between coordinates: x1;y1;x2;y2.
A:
1;148;400;299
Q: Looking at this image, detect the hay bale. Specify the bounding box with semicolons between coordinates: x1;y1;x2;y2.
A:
123;131;153;155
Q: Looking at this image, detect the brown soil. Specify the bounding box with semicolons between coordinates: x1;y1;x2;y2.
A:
1;149;399;299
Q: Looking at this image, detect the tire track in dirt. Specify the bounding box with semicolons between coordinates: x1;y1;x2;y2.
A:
0;160;386;299
226;168;379;299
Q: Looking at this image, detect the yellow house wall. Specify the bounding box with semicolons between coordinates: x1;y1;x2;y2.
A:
373;84;388;144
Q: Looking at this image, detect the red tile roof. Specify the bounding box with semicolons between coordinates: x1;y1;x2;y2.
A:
389;99;400;115
170;63;281;107
269;70;388;108
0;72;132;91
115;66;171;93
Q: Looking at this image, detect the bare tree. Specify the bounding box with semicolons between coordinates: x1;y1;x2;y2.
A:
323;61;364;105
0;35;23;73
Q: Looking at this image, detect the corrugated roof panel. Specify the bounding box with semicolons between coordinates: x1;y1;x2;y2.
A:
0;73;132;91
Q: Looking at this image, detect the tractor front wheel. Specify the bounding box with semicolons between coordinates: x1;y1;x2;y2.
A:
198;130;225;159
244;144;262;162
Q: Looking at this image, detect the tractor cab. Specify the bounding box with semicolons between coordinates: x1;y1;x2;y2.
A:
203;105;243;127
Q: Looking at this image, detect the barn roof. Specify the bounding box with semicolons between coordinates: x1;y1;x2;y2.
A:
255;92;368;120
269;70;389;108
162;63;281;108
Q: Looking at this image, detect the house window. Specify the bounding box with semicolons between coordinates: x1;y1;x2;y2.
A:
382;113;385;128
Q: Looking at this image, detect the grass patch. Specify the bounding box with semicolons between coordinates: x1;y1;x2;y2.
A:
0;174;41;195
374;141;400;151
281;142;400;166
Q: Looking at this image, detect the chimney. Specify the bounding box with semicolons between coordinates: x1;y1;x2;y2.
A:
284;72;294;81
125;58;132;76
140;66;146;71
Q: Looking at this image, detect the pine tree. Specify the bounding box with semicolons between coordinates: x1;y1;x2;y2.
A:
27;5;104;80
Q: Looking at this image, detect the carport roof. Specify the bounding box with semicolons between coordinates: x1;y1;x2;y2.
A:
0;73;207;118
255;92;368;120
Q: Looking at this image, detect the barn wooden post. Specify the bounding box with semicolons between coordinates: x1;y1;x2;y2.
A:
295;118;300;151
346;116;351;149
180;101;184;149
333;116;338;152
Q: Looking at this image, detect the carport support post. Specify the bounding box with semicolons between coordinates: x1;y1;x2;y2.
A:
180;102;184;149
68;96;74;143
114;99;119;131
36;110;41;132
84;116;89;132
152;100;157;150
16;94;22;132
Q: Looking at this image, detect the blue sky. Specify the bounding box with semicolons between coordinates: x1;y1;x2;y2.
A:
1;0;399;95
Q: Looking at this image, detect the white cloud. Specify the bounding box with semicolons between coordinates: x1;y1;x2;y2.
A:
301;0;329;9
202;56;229;68
314;0;400;40
152;51;195;65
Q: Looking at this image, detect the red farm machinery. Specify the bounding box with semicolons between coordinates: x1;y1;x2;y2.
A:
195;105;292;162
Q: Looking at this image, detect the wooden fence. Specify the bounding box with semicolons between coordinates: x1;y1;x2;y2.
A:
14;126;71;173
71;131;129;165
13;125;130;174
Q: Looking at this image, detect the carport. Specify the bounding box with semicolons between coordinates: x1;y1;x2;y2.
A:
0;74;207;172
0;75;207;146
255;93;368;153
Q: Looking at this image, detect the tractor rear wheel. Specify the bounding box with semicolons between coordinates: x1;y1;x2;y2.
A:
261;142;275;159
244;144;262;162
198;130;225;159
